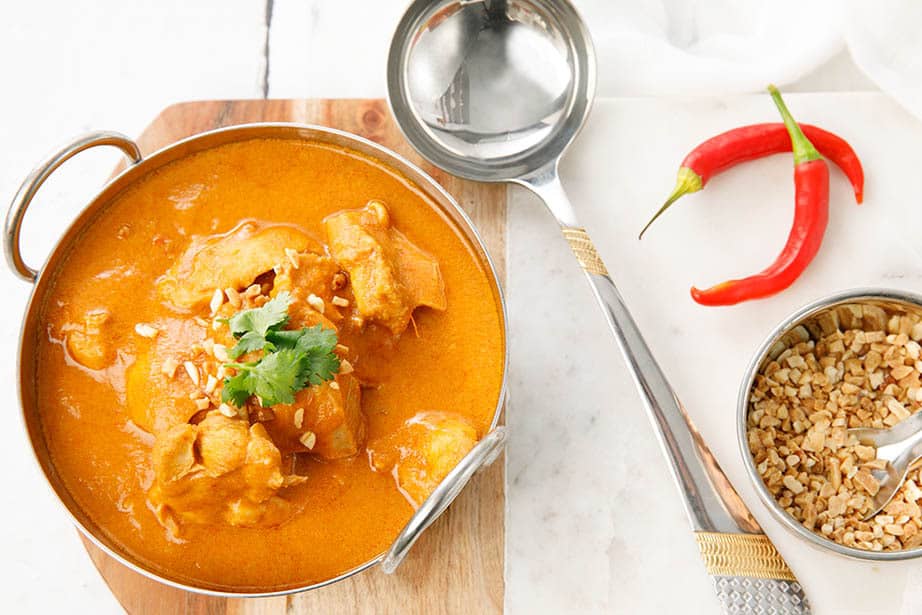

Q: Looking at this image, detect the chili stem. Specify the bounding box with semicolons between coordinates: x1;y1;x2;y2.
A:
639;167;702;239
767;85;822;165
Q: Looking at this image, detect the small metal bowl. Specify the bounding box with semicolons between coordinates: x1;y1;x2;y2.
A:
738;287;922;561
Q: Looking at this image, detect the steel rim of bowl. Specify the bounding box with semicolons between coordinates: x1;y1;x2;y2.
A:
14;122;509;596
738;286;922;562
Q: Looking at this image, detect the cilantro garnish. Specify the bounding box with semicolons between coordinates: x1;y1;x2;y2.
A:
221;292;340;407
227;292;292;359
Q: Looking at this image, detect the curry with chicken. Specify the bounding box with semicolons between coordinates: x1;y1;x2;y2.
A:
34;138;504;590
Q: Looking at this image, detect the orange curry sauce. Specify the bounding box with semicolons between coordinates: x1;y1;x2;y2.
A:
33;138;504;591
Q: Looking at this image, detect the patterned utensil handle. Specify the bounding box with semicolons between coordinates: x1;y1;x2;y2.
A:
696;532;810;614
708;575;809;615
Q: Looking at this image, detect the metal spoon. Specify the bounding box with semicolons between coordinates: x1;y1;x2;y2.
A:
849;413;922;518
387;1;810;612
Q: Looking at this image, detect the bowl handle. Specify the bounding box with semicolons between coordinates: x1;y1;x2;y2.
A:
4;131;142;282
381;426;506;574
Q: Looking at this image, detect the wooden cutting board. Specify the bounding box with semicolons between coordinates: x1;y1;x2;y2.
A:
81;99;506;615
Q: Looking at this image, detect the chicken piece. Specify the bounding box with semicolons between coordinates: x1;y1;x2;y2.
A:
198;413;249;475
152;422;197;483
271;251;344;330
149;413;304;531
368;411;478;508
64;309;112;370
264;373;365;459
126;318;207;433
157;222;320;310
324;201;446;335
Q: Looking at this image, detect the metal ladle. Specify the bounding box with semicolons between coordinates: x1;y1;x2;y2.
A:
387;1;810;612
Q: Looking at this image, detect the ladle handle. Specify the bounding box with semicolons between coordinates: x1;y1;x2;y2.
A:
522;170;757;535
524;175;810;603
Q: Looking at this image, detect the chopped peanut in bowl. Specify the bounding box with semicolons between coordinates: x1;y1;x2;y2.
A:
747;303;922;552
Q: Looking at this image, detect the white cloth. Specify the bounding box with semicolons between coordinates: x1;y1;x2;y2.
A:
579;0;846;96
845;0;922;121
580;0;922;127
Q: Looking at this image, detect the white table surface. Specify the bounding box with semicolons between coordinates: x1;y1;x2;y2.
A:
0;1;894;614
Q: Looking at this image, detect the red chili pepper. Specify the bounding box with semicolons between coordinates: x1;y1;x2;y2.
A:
638;123;862;239
690;86;830;306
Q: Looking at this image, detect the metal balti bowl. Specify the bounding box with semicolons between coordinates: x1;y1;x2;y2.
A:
5;124;508;595
738;287;922;561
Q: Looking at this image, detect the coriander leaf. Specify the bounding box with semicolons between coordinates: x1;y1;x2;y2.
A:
304;351;341;386
294;326;338;355
266;325;337;354
246;348;309;406
229;331;272;359
228;291;292;339
223;348;308;407
263;328;304;350
222;369;256;408
268;325;340;386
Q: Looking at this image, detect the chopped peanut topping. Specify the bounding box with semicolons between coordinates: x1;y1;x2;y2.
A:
183;361;200;386
135;323;159;339
209;289;225;315
299;431;317;450
212;344;229;363
307;293;325;314
285;247;300;269
160;357;179;378
225;287;242;308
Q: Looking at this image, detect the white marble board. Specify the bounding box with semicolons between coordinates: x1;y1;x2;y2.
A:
506;92;922;615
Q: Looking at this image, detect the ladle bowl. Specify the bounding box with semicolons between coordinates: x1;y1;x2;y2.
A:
387;0;594;183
